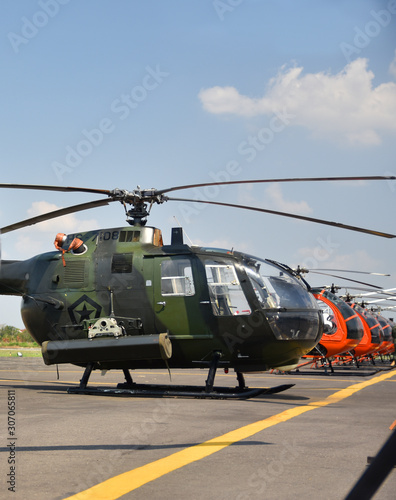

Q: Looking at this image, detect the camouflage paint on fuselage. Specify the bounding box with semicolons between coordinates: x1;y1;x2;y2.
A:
0;226;323;371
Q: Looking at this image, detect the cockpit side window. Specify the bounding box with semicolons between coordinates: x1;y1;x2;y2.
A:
204;260;251;316
161;258;195;296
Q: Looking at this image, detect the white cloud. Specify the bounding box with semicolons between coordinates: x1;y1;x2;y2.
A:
25;201;98;233
237;183;312;215
327;251;381;272
199;58;396;146
264;184;312;215
295;248;381;274
237;184;255;205
6;201;99;259
14;233;48;258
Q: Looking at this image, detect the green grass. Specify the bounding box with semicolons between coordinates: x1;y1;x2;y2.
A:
0;341;39;348
0;349;41;357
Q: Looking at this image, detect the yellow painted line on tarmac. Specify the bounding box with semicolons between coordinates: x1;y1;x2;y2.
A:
64;369;396;500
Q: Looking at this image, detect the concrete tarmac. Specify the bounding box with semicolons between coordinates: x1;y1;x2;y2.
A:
0;356;395;500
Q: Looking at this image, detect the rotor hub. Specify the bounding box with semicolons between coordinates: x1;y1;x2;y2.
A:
109;187;167;226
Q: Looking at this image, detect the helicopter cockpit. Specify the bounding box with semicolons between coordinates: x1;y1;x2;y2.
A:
242;257;321;341
350;303;383;345
318;290;364;341
315;301;337;335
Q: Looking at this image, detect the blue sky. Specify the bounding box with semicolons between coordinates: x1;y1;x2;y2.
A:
1;0;396;327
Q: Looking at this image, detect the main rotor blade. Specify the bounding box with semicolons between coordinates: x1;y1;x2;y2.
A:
365;297;396;303
313;268;390;276
355;287;396;297
0;198;113;234
337;287;396;296
1;175;394;197
334;286;390;293
159;175;396;195
167;197;396;239
306;271;383;289
0;183;112;196
360;291;396;297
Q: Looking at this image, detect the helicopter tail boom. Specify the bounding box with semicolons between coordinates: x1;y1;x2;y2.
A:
0;260;28;296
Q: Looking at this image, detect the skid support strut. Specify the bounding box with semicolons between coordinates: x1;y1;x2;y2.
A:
205;351;221;393
78;363;94;389
122;369;134;387
68;354;294;398
236;371;246;389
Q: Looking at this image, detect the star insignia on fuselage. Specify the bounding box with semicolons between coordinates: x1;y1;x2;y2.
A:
68;295;102;324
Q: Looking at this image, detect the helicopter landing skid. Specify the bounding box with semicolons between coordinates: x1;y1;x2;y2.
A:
67;359;293;399
67;382;294;399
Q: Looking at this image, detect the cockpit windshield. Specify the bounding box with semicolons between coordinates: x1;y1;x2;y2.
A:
244;258;317;310
320;290;363;340
243;257;320;341
316;300;337;335
351;304;383;344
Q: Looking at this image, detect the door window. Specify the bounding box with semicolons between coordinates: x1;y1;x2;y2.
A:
161;259;195;296
205;260;251;316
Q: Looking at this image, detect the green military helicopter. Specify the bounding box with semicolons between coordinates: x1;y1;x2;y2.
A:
0;176;394;398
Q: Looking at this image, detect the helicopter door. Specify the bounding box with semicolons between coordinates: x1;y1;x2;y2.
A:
204;260;251;317
153;256;211;339
96;251;156;335
201;259;253;346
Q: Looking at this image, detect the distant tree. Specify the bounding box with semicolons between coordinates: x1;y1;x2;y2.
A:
18;329;35;342
0;325;21;339
0;325;37;344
